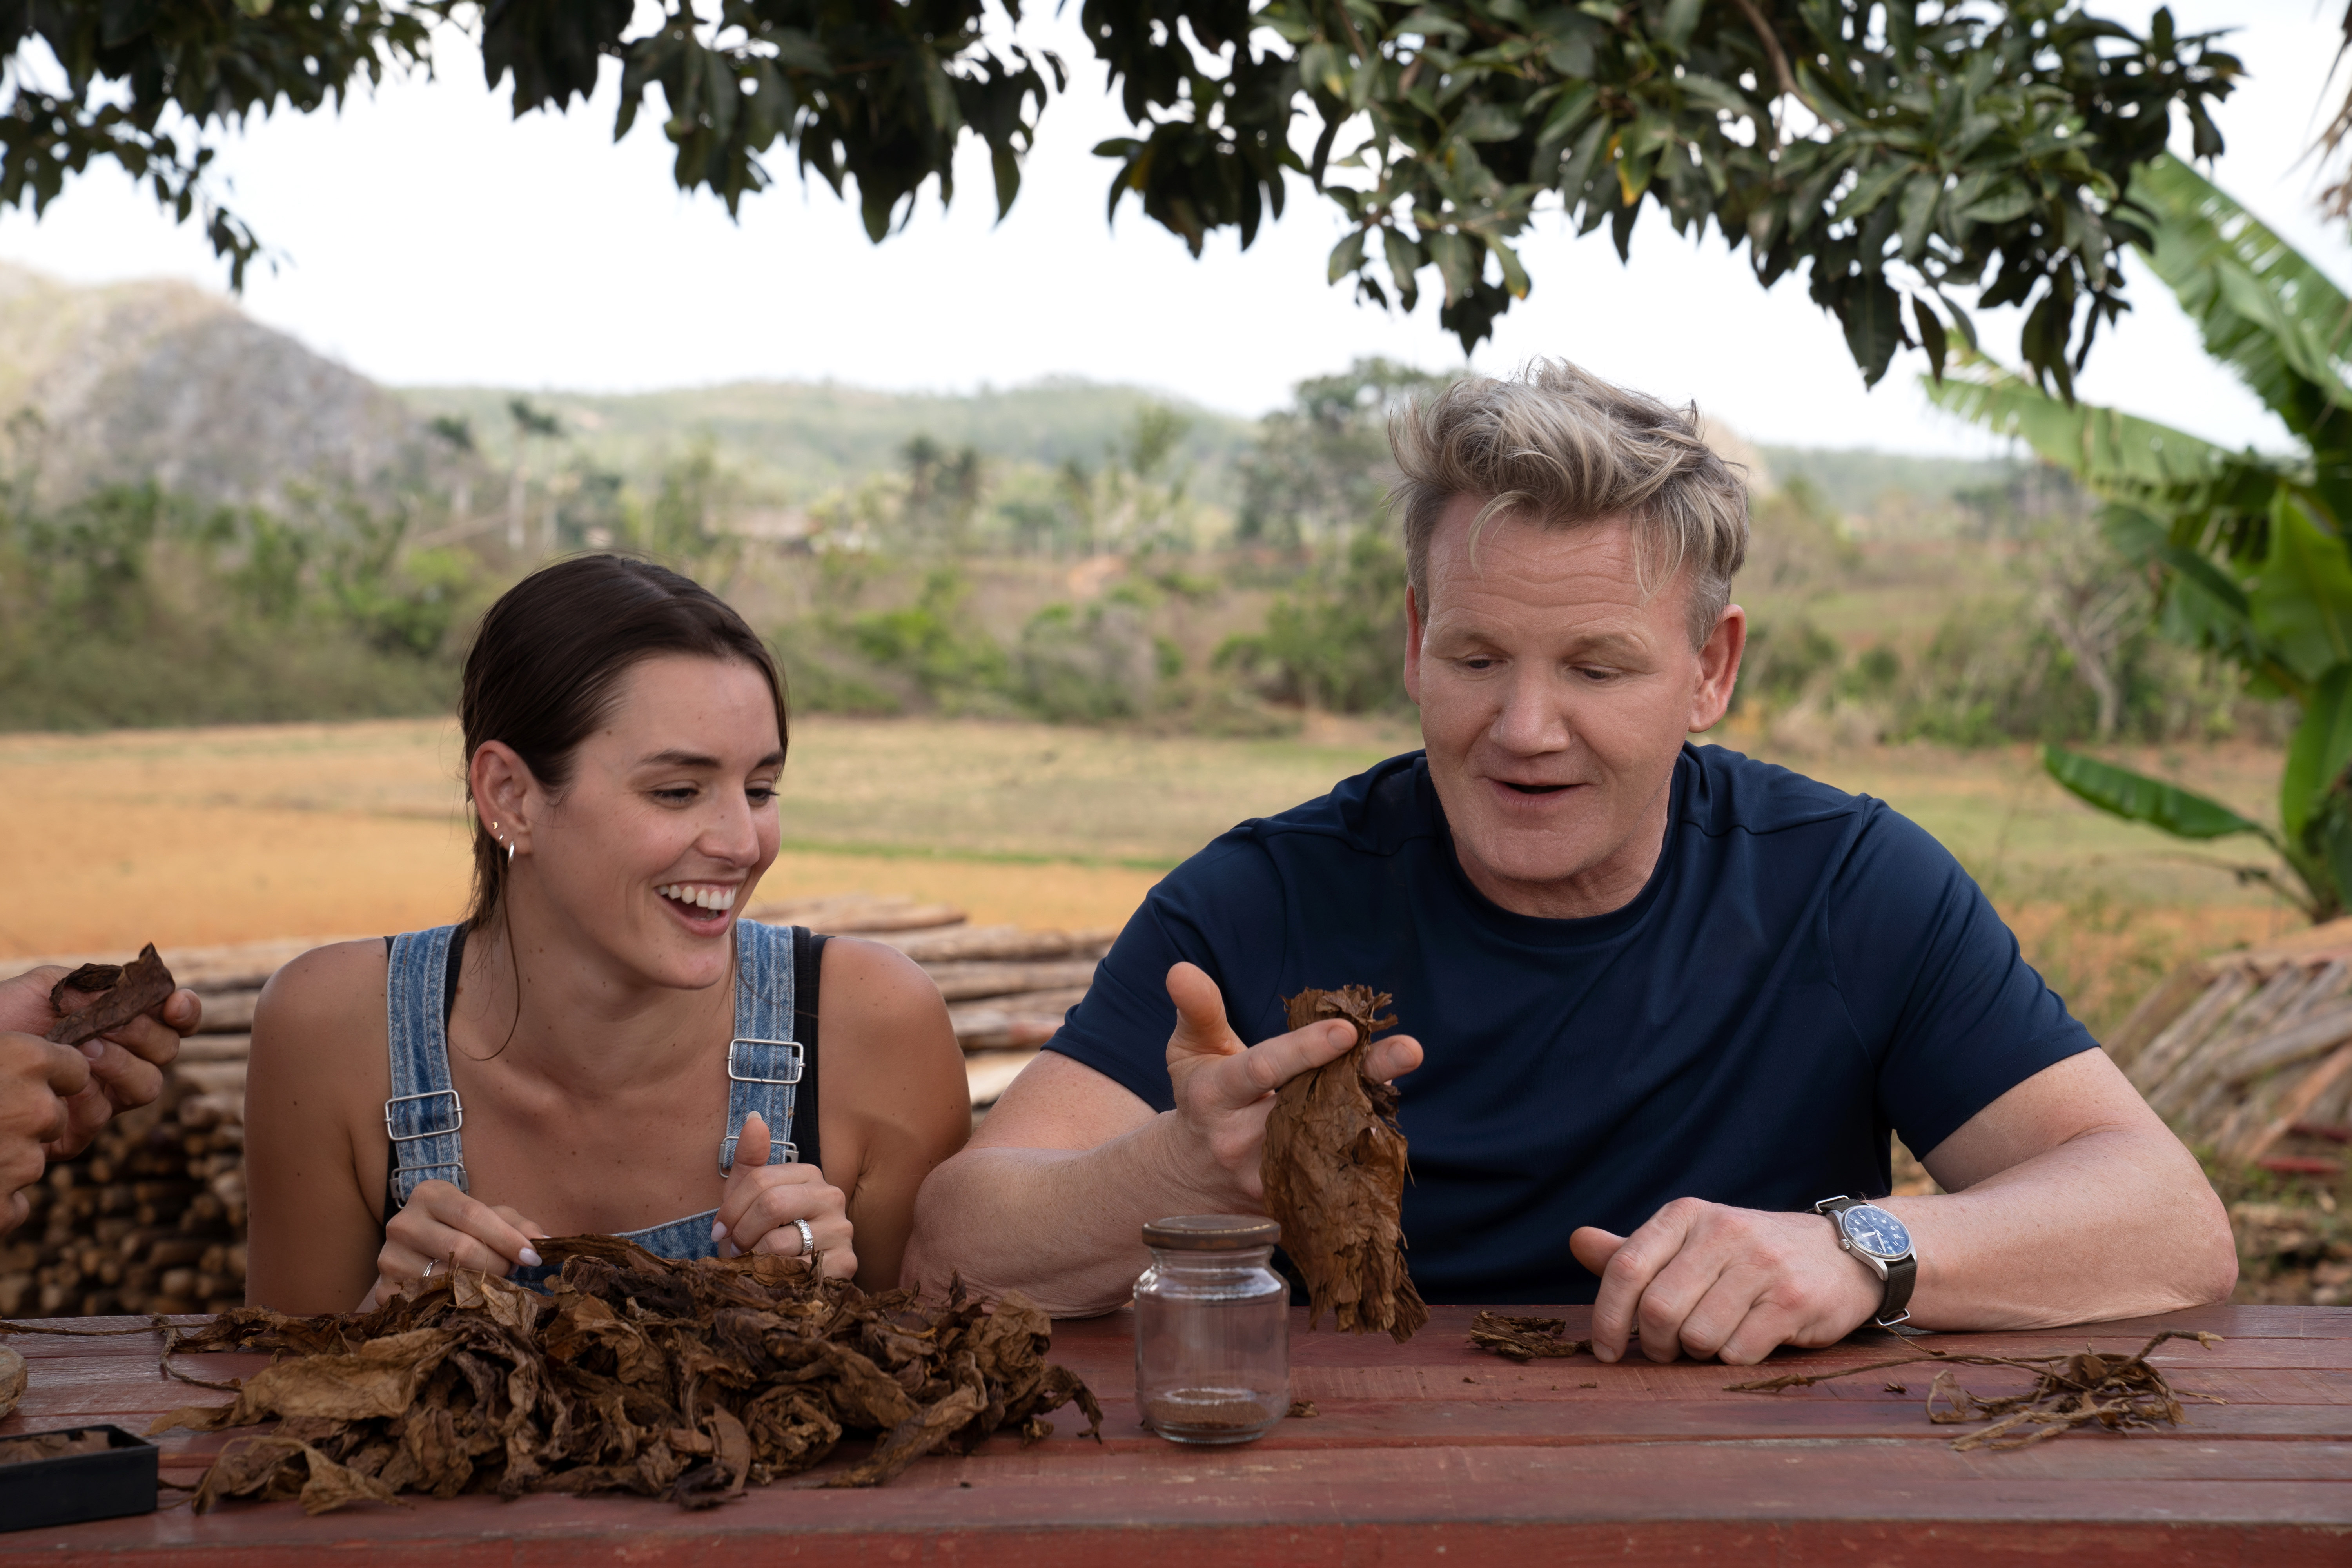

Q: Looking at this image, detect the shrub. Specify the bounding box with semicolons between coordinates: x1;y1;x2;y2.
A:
1014;600;1163;722
1216;531;1409;713
1732;617;1842;715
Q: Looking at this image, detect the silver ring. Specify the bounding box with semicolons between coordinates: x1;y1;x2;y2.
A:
421;1259;436;1279
792;1218;814;1258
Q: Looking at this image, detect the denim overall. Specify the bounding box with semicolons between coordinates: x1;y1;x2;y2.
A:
382;918;806;1269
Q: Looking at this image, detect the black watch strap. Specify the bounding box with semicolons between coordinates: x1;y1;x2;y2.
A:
1877;1253;1916;1327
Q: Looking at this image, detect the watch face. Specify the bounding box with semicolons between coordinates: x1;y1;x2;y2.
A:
1839;1204;1912;1260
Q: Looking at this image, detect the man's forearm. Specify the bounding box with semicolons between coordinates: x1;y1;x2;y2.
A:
1889;1125;2237;1330
906;1112;1236;1316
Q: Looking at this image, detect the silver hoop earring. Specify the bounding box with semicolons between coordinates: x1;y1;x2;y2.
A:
505;839;516;865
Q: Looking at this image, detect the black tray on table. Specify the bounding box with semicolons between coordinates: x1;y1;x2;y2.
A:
0;1425;158;1531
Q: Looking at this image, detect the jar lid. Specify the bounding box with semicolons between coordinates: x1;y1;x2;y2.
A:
1142;1214;1281;1250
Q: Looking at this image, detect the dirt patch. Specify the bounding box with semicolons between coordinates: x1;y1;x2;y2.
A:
0;719;1163;956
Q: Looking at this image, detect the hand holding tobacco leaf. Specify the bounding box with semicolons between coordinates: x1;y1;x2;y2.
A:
10;944;186;1162
1260;985;1429;1342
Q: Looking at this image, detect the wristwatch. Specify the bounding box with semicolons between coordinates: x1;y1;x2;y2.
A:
1813;1195;1916;1328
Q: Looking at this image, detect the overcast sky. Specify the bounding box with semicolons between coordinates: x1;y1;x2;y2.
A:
0;2;2344;456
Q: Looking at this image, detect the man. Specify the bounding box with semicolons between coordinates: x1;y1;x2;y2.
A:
1;964;199;1236
905;361;2235;1365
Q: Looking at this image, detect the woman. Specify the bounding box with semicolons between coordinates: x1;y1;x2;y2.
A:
245;556;968;1314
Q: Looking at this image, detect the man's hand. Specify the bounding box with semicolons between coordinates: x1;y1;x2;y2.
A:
1154;962;1423;1211
0;965;199;1161
0;1032;91;1236
1571;1198;1884;1366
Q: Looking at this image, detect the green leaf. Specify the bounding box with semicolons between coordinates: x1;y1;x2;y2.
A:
1427;230;1478;306
1921;362;2266;499
1382;227;1425;312
1910;296;1947;383
2042;746;2272;844
2252;492;2352;684
1327;229;1367;285
2134;154;2352;445
1452;104;1524;144
1837;278;1904;388
1658;0;1703;52
1486;235;1530;300
2283;665;2352;843
1896;173;1940;263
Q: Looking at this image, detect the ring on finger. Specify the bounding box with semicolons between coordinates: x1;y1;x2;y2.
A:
791;1217;815;1258
422;1259;436;1279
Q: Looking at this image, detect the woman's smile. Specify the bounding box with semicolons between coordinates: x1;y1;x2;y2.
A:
654;880;740;933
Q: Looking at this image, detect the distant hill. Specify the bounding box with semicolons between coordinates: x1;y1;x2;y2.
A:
0;263;2027;527
0;263;432;508
399;379;1262;505
1758;445;2025;527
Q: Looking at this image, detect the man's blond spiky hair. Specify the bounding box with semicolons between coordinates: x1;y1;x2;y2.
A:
1388;359;1750;648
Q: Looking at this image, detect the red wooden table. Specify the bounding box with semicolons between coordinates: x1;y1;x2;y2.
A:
3;1303;2347;1562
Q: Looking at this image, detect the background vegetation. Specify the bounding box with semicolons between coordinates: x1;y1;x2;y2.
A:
0;338;2283;756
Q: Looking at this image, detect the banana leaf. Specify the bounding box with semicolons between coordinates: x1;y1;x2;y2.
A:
2040;746;2277;847
2133;155;2352;445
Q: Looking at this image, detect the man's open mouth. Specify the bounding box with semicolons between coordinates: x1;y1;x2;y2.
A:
1499;781;1571;795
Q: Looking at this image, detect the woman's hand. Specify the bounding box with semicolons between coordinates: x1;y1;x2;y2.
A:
712;1113;855;1279
360;1179;548;1310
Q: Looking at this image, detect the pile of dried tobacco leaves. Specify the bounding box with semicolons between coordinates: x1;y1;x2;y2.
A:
1466;1312;1590;1361
152;1235;1100;1513
1726;1329;2224;1450
1261;985;1428;1342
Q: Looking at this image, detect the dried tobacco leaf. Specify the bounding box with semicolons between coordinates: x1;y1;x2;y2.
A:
46;944;175;1047
0;1428;109;1467
0;1345;22;1422
1467;1311;1591;1362
1262;985;1428;1342
154;1234;1102;1512
1726;1329;2224;1450
194;1435;402;1515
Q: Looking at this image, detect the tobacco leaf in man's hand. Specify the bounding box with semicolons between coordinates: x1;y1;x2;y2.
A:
46;945;176;1047
1261;985;1428;1342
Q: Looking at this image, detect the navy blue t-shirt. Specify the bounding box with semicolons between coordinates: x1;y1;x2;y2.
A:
1046;744;2096;1305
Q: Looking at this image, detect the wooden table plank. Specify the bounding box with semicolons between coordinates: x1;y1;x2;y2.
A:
4;1305;2348;1564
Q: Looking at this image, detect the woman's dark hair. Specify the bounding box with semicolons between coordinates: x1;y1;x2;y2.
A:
459;555;789;928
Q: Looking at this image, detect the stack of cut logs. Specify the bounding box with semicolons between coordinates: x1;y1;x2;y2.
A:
1;939;301;1320
0;894;1106;1318
2106;916;2352;1167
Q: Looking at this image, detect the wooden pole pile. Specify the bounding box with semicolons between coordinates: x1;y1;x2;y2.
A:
0;942;285;1320
2105;917;2352;1167
2;893;1110;1315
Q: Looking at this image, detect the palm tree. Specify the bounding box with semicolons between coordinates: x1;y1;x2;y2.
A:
1927;154;2352;920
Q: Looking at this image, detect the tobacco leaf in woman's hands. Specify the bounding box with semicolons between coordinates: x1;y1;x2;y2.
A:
1260;985;1428;1342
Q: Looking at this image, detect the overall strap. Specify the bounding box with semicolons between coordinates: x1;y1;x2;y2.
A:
722;920;802;1172
791;927;828;1172
385;926;468;1206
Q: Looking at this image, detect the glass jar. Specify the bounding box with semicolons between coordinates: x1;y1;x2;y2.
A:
1133;1214;1289;1445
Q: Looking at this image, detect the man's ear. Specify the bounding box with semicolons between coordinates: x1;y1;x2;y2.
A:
1688;603;1747;734
469;741;539;846
1403;584;1426;708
